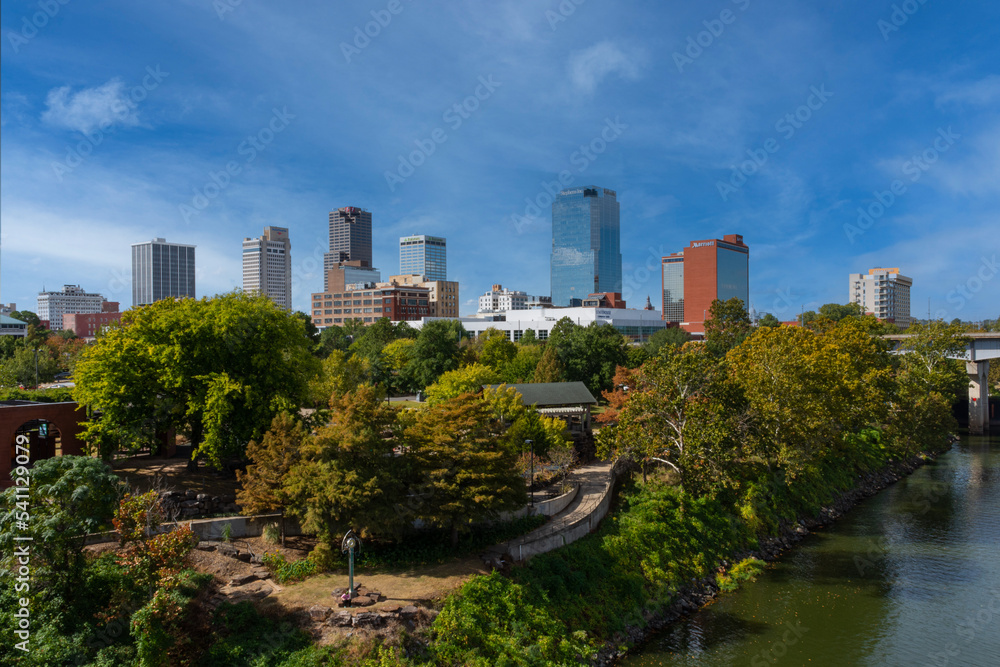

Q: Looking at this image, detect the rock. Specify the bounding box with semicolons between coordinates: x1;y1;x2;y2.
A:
308;605;331;621
181;508;200;516
186;490;197;499
329;611;353;627
196;543;217;552
235;552;252;563
196;493;209;501
350;595;374;607
251;567;271;579
399;605;419;619
352;612;383;628
229;573;258;586
181;500;200;508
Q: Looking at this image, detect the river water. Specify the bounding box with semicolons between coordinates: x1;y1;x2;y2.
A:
621;434;1000;667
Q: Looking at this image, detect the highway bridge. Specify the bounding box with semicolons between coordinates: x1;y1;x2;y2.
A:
886;333;999;434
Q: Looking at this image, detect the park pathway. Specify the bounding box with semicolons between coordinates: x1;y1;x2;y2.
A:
486;460;617;563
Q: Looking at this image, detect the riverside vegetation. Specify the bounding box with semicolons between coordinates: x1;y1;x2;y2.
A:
0;294;975;665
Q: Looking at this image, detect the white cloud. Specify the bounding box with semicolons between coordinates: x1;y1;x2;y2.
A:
567;42;641;95
41;79;141;134
935;75;1000;108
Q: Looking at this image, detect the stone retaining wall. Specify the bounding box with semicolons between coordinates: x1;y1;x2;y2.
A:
159;489;240;518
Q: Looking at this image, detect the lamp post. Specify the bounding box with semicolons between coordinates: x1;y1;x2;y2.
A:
341;529;361;604
34;347;39;389
525;439;534;507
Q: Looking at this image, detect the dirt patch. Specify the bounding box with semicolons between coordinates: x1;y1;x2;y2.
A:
265;557;488;615
113;455;240;497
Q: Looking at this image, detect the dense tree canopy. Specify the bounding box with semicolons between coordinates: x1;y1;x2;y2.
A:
74;292;319;466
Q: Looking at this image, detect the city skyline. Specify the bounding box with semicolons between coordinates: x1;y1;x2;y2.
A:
2;2;998;320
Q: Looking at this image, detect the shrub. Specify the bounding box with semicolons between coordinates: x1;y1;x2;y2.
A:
717;557;766;593
262;522;281;545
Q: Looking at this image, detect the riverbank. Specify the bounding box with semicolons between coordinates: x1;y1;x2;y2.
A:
597;446;948;665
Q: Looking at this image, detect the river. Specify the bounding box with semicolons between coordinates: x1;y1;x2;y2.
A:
621;433;1000;667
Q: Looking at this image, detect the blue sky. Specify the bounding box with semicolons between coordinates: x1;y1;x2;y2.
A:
1;0;998;320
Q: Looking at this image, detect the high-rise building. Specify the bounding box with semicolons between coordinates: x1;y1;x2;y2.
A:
551;186;622;307
37;285;106;331
132;238;196;306
242;226;292;309
324;207;372;272
660;234;749;335
399;235;447;281
849;268;912;328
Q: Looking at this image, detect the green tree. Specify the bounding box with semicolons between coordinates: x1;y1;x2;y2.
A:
406;394;526;547
236;412;305;544
552;322;628;395
758;313;781;328
520;329;540;345
479;330;517;372
704;297;752;357
74;292;320;467
350;317;399;361
425;363;499;406
309;349;367;406
533;345;564;383
644;326;691;357
404;319;466;389
499;345;544;384
893;321;970;399
818;302;865;321
9;310;40;327
0;456;124;592
284;386;408;542
2;345;59;387
317;325;352;358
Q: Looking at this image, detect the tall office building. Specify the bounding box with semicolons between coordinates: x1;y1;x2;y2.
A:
132;238;196;306
242;227;292;309
36;285;106;331
660;234;749;334
551;186;622;306
399;235;447;281
849;268;912;328
324;206;372;272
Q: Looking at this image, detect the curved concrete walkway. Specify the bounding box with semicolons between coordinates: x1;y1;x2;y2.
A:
486;461;616;563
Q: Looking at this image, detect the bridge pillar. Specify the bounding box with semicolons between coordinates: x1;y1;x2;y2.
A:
967;360;991;435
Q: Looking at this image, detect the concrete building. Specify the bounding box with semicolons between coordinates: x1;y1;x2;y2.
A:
388;275;459;318
478;285;552;314
324;206;372;271
407;306;666;343
660;234;750;335
132;238;196;306
849;268;912;328
62;312;124;339
324;260;382;294
311;283;431;327
242;226;292;309
551;186;622;306
0;304;15;317
399;235;447;281
0;315;27;338
37;285;106;331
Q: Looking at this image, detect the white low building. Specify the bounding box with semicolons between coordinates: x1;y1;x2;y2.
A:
406;306;666;343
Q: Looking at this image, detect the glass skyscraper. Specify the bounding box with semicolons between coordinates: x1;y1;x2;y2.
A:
399;235;447;281
551;186;622;306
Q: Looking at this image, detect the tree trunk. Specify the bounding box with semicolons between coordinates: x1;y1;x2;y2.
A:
280;510;286;547
188;419;202;471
